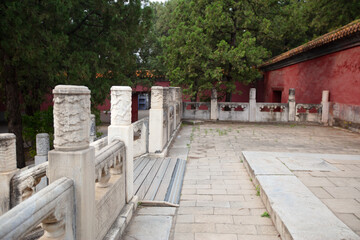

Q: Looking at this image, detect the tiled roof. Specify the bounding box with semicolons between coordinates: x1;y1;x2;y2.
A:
259;19;360;68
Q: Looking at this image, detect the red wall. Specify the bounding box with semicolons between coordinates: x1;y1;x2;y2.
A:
264;46;360;105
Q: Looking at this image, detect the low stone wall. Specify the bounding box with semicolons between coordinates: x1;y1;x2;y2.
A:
183;102;211;120
330;102;360;132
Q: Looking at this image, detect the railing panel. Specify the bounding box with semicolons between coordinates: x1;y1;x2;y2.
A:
133;117;149;158
296;104;322;122
90;136;109;153
182;102;210;120
0;177;74;240
94;139;126;240
256;103;289;122
218;102;249;121
10;162;48;208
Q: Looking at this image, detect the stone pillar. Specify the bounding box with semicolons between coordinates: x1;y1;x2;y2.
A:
288;88;296;122
108;86;133;203
211;88;218;121
249;88;256;122
48;85;95;240
90;114;96;143
0;133;18;215
149;86;164;153
35;133;49;191
174;87;181;127
321;90;330;125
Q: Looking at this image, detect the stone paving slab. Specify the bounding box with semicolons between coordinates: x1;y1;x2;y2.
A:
257;175;360;240
123;207;175;240
242;151;292;176
243;150;360;240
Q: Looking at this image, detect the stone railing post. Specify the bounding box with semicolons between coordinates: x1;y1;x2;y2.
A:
90;114;96;143
249;88;256;122
149;86;165;153
174;87;181;127
321;90;330;125
0;133;18;216
108;86;134;203
35;133;49;191
288;88;296;122
48;85;95;240
211;88;218;121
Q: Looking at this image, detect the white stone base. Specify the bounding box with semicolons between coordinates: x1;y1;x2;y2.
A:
108;125;134;203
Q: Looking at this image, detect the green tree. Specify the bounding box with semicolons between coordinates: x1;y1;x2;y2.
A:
164;0;270;101
0;0;152;167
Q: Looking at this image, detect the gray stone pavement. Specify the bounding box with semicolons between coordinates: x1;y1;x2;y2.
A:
172;123;360;240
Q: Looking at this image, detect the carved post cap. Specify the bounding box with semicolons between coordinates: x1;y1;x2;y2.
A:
36;133;50;156
322;90;329;103
249;88;256;100
110;86;132;126
0;133;17;172
288;88;295;102
53;85;91;151
151;86;164;109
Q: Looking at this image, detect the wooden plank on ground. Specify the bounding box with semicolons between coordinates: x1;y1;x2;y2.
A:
154;158;177;201
143;158;171;201
136;158;164;200
134;158;156;194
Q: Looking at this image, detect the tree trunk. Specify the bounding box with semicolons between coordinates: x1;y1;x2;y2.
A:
3;53;25;168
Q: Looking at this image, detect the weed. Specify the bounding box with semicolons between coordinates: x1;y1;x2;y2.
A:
256;185;260;196
240;159;243;163
261;211;270;218
205;129;208;135
290;124;296;128
237;130;240;133
250;178;252;182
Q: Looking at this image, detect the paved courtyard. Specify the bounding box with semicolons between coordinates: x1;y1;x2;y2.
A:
172;123;360;240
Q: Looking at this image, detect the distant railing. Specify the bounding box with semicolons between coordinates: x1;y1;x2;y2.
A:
133;117;149;158
296;104;322;122
218;102;249;121
183;88;328;124
183;102;211;120
0;177;75;239
256;103;289;122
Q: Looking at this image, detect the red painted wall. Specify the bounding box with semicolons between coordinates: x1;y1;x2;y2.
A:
263;46;360;105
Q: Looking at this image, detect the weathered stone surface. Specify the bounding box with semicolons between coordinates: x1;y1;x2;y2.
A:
0;133;17;172
123;215;172;240
242;151;292;176
257;175;360;240
36;133;49;156
110;86;132;126
53;85;91;151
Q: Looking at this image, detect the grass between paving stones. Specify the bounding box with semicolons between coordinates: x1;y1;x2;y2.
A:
256;185;260;196
261;211;270;218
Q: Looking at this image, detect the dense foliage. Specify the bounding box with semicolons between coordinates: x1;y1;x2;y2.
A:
148;0;360;101
0;0;151;167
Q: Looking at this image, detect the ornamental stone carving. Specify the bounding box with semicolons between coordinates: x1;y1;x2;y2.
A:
0;133;17;172
53;85;91;151
151;86;164;109
110;86;132;126
36;133;50;156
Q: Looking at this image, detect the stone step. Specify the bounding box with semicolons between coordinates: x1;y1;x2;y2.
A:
133;156;186;205
242;151;360;240
165;158;186;204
